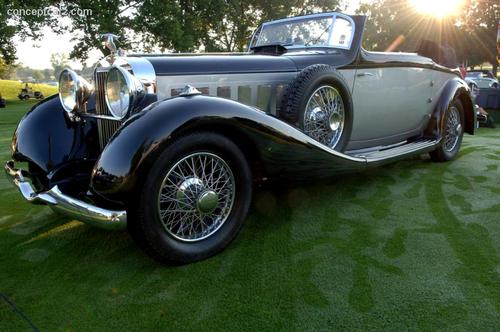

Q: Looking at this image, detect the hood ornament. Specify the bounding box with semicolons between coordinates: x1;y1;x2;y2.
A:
179;85;202;96
100;33;124;60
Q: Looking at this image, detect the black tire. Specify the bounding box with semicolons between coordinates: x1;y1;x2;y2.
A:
279;64;353;151
468;82;478;90
430;98;465;162
127;132;252;264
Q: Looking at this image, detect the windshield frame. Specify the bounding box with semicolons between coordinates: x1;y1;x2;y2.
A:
249;12;356;51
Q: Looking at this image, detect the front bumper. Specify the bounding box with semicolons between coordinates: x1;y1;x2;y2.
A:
4;160;127;230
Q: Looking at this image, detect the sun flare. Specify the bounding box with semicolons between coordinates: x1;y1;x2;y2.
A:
410;0;465;19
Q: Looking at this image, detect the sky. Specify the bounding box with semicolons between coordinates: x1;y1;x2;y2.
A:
14;1;362;70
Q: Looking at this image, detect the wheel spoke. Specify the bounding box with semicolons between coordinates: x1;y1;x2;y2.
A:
157;152;235;242
443;107;461;152
304;85;345;149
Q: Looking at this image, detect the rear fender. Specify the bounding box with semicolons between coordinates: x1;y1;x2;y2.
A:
425;77;475;138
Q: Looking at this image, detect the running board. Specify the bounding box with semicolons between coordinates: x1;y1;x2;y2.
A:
347;139;440;165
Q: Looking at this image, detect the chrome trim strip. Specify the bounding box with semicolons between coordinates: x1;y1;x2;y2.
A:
92;56;156;149
4;161;127;230
81;114;123;121
114;56;156;93
105;65;146;119
351;139;440;165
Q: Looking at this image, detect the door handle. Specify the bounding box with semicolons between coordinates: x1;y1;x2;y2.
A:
357;72;375;77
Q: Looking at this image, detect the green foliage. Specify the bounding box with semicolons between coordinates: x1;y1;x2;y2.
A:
357;0;408;51
357;0;462;52
49;53;69;78
4;0;345;64
54;1;139;60
0;58;17;79
61;0;343;57
32;70;45;81
358;0;499;74
461;0;499;74
0;0;58;64
11;65;55;82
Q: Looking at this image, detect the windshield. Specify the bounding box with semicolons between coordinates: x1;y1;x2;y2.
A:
466;72;484;78
250;14;354;50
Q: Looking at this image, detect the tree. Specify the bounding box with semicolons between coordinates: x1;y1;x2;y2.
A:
17;0;345;63
357;0;463;52
133;0;344;53
33;70;45;81
0;58;17;79
358;0;499;75
461;0;499;75
50;53;69;77
43;68;54;81
55;1;140;61
0;0;57;64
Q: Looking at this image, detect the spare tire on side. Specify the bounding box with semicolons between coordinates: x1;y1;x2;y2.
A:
279;64;353;152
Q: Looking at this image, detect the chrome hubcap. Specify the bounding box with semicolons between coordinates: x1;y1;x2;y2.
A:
197;190;219;214
158;152;235;242
329;112;341;131
304;85;345;149
444;107;461;152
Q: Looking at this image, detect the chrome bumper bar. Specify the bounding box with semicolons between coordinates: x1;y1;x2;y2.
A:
4;161;127;230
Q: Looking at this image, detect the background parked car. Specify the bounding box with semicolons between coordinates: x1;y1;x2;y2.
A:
465;70;499;89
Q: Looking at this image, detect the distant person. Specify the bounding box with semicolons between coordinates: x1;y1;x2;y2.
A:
441;42;458;68
416;39;458;69
459;64;467;79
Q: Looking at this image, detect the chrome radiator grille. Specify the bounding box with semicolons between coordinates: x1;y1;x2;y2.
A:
95;70;122;149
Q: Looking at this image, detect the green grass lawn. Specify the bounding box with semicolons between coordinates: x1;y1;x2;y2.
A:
1;101;499;331
0;79;57;101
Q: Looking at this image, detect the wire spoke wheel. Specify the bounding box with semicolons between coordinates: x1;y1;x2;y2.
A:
304;85;345;149
158;152;235;242
444;106;462;152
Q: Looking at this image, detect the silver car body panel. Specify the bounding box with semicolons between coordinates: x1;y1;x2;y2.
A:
155;67;455;149
349;67;456;149
156;70;357;116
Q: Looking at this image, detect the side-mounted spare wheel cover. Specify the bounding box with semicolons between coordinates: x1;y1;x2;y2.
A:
279;64;353;152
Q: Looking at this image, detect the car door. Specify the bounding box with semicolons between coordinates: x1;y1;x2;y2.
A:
349;67;433;149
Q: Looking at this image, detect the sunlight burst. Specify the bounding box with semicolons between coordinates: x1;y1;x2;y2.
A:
410;0;465;19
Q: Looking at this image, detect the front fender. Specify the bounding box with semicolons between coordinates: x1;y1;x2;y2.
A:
11;95;100;188
91;95;367;202
426;77;475;138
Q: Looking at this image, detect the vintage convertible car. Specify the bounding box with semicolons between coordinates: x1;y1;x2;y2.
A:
5;12;475;264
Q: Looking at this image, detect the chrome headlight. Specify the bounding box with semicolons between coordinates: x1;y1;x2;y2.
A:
105;66;145;119
58;69;93;113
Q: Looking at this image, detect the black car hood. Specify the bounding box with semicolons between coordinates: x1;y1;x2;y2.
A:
141;54;298;76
